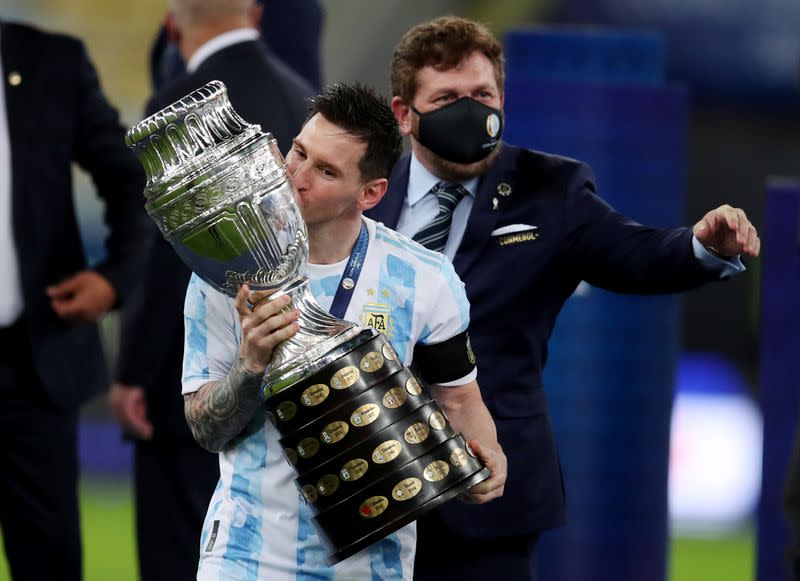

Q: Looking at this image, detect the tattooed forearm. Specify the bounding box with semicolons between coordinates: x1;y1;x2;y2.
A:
184;358;263;452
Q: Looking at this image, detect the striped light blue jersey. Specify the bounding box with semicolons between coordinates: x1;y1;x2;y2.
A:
182;217;473;580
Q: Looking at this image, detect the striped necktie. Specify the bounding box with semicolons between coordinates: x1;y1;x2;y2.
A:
411;182;468;252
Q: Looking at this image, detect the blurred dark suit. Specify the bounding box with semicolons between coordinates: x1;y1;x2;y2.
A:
116;36;314;581
0;20;148;581
149;0;324;92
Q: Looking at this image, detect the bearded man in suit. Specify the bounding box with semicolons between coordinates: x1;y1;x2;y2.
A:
366;15;761;581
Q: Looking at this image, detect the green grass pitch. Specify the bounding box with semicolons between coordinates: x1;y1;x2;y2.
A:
0;478;754;581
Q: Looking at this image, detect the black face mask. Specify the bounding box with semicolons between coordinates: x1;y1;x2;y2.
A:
412;97;503;164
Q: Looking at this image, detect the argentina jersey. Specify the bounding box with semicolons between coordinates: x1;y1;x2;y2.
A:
181;217;472;580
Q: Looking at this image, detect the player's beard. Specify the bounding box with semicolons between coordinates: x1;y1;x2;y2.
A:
412;135;502;183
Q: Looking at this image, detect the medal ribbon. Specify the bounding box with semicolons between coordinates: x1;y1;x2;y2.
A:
329;220;369;319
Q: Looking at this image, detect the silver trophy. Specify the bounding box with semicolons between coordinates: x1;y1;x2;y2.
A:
126;81;489;564
125;80;363;395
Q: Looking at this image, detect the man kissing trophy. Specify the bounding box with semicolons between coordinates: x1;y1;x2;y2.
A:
125;80;493;564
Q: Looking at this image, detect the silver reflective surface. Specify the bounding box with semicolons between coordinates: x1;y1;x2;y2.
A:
126;80;362;393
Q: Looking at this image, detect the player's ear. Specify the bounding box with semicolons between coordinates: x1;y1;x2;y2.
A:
358;178;388;211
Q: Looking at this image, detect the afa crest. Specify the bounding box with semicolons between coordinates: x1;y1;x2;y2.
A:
360;302;393;338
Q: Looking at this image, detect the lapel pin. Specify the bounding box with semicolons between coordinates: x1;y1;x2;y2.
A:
8;72;22;86
492;197;499;211
497;182;512;197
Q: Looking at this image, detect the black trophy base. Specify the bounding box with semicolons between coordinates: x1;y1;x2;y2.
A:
264;330;491;566
314;435;491;565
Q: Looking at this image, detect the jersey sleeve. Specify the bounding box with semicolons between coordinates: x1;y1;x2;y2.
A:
181;274;241;394
413;256;476;386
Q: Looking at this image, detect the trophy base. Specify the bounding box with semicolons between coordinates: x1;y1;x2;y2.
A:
315;439;491;565
263;331;491;567
322;468;491;565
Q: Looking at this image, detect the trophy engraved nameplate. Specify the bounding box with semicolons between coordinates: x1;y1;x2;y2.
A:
126;81;489;564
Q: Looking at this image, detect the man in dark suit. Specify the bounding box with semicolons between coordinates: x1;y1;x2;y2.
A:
108;1;315;579
365;16;761;581
0;20;149;581
149;0;324;93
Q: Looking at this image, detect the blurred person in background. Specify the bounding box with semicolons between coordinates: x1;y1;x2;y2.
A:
0;19;149;581
149;0;324;92
108;1;315;579
366;15;762;581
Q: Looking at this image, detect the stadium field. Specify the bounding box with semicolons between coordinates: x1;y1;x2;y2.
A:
0;478;754;581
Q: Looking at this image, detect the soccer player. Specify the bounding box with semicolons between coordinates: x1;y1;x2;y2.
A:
181;82;507;579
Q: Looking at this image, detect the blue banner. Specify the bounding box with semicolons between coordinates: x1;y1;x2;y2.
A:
757;180;800;581
550;0;800;109
504;28;686;580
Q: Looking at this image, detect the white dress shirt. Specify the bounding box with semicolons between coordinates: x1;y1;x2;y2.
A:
186;28;260;73
396;153;477;261
0;33;25;325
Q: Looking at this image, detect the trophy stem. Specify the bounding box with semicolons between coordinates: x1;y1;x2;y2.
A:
262;277;367;397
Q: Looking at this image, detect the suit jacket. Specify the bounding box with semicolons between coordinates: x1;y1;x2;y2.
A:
149;0;323;92
116;39;314;440
366;144;717;536
0;21;149;411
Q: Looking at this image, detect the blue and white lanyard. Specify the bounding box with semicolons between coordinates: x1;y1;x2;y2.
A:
329;220;369;319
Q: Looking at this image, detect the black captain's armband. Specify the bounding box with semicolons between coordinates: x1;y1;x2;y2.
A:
412;331;476;385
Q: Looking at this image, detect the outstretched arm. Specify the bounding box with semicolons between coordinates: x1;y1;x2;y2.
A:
184;285;299;452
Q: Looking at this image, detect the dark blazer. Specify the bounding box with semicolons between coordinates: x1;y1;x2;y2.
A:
366;144;717;536
149;0;324;92
116;39;314;439
1;21;149;411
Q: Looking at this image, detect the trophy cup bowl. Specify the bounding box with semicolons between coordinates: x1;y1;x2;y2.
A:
125;80;489;564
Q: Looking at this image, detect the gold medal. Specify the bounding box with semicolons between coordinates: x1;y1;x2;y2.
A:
382;387;407;409
317;474;340;497
372;440;402;464
321;421;349;444
301;484;318;504
359;496;388;518
404;422;430;444
392;477;423;501
301;384;330;407
381;342;398;361
428;411;447;431
340;458;369;482
330;366;359;389
359;351;384;373
423;460;450;482
297;438;320;459
275;400;297;422
450;448;469;467
405;377;423;396
350;403;381;427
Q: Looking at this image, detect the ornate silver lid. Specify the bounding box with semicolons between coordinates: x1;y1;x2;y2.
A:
126;80;274;202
